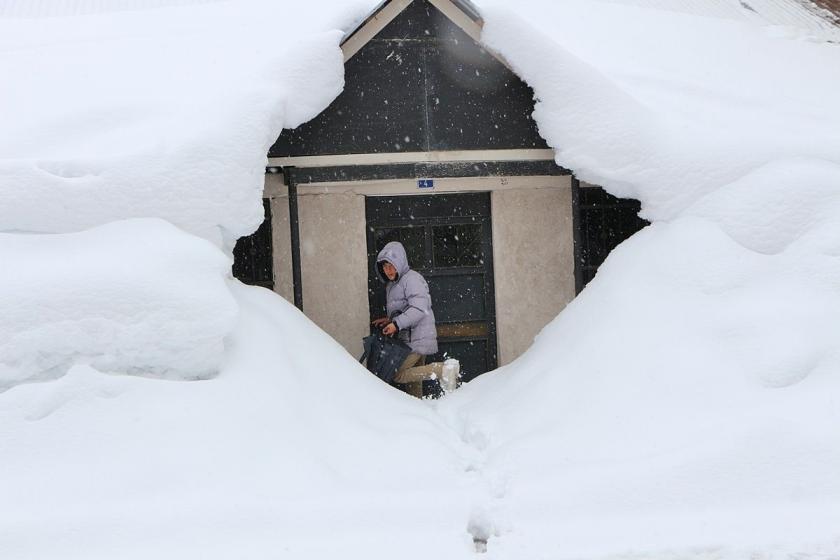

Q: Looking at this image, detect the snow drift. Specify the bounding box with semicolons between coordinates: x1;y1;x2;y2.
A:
442;1;840;557
0;0;369;385
0;0;357;246
0;283;475;560
2;0;840;559
0;219;237;389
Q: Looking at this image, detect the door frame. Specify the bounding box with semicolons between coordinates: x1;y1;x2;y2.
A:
365;191;499;379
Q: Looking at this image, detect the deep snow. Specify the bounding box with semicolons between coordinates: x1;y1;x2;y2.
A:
0;219;237;389
445;1;840;556
0;0;368;384
0;283;477;559
0;0;363;245
1;0;840;559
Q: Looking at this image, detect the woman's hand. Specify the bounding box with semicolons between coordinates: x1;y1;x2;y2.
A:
372;317;390;328
382;323;398;336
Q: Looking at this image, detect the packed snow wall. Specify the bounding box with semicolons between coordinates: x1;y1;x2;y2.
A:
0;0;372;386
439;1;840;556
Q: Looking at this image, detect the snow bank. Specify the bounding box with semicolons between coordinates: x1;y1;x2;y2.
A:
0;0;374;386
0;284;475;560
0;0;366;245
0;4;479;559
0;0;225;18
479;0;840;221
438;1;840;557
0;219;237;389
446;191;840;556
2;0;839;558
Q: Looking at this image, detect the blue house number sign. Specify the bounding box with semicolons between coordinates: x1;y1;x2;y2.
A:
418;179;434;189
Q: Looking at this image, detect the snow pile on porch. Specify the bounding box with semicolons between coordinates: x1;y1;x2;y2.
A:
444;0;840;557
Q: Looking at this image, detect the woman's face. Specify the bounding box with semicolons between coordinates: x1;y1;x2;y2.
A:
383;261;397;281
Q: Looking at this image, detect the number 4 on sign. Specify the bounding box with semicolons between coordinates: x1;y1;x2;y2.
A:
418;179;434;189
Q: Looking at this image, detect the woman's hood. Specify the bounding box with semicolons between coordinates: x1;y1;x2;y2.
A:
376;241;410;282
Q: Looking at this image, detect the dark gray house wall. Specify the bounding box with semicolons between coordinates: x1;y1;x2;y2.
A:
270;0;548;157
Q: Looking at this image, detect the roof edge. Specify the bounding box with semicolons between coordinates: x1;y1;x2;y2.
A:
340;0;485;62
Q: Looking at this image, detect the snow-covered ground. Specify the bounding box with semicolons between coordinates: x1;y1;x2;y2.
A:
1;1;839;558
0;283;478;559
0;219;237;389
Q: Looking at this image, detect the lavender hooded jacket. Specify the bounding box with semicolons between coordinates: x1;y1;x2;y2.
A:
376;241;439;356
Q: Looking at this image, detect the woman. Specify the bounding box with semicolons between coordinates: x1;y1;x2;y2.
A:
373;241;459;396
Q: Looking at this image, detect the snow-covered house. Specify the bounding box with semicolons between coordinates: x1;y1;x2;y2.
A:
233;0;648;385
3;0;840;557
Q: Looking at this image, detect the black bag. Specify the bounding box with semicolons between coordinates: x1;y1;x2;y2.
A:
359;331;412;384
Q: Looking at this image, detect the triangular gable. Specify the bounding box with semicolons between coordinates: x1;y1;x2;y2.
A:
270;0;547;159
342;0;485;62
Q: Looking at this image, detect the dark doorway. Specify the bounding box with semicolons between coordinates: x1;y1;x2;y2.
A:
232;198;274;290
574;185;649;291
365;193;498;385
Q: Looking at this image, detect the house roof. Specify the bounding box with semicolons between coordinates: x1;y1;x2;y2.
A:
340;0;485;62
809;0;840;24
341;0;481;43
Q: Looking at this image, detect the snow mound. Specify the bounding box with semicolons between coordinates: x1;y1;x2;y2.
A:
0;219;237;390
447;199;840;556
479;0;840;220
0;284;474;560
686;158;840;256
0;0;375;389
0;0;226;18
439;1;840;557
0;0;362;246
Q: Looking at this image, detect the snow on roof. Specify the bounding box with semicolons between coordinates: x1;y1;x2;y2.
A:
0;0;224;18
0;1;369;244
341;0;840;61
597;0;840;40
476;0;840;218
8;0;836;40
